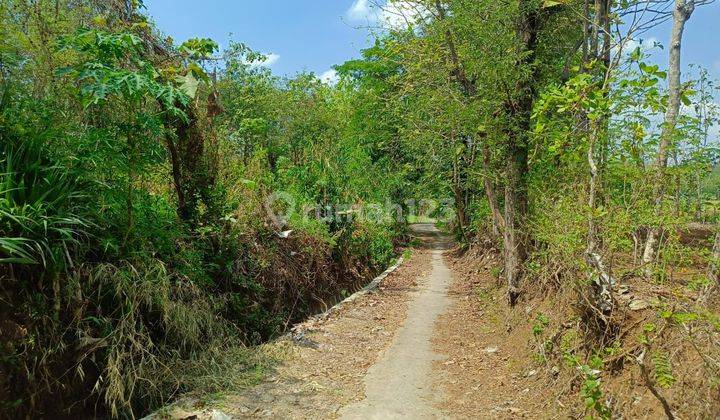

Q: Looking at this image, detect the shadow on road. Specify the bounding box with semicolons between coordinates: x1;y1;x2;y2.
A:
409;223;454;250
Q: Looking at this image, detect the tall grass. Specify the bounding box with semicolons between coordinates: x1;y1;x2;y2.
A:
0;135;87;268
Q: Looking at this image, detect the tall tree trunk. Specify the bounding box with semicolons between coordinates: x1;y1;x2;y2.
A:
452;141;469;242
694;69;712;221
590;0;602;58
504;143;528;304
434;0;477;97
587;122;600;253
582;0;590;65
601;0;611;70
434;0;478;241
642;0;695;277
585;0;608;252
582;0;617;315
481;140;504;238
504;0;539;305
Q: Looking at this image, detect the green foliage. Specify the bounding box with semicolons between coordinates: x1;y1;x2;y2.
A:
0;2;407;417
2;0;720;417
58;28;189;110
179;38;219;59
0;127;87;267
533;312;550;337
651;352;677;389
578;357;612;420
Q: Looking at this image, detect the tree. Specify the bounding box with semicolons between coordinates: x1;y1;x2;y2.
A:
641;0;696;277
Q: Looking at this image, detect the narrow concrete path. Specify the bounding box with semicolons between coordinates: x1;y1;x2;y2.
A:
339;225;452;419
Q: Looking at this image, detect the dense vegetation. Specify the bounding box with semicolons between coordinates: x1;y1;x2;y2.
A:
1;0;718;418
0;1;408;416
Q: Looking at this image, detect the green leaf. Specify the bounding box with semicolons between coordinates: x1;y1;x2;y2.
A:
55;67;76;77
187;62;210;82
179;38;218;59
543;0;566;7
176;73;200;98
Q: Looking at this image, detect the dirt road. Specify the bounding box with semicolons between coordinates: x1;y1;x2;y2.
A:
160;224;543;419
339;225;452;419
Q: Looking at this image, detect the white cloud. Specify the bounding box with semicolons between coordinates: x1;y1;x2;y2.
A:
378;1;431;29
347;0;374;21
614;36;660;57
346;0;430;29
320;69;340;85
260;53;280;67
247;53;280;69
628;37;660;52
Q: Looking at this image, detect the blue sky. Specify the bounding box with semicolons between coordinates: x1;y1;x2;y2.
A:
144;0;720;81
640;2;720;79
144;0;377;81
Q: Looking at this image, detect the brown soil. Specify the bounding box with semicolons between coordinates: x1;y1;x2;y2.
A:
162;247;433;419
432;247;558;419
433;244;720;419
